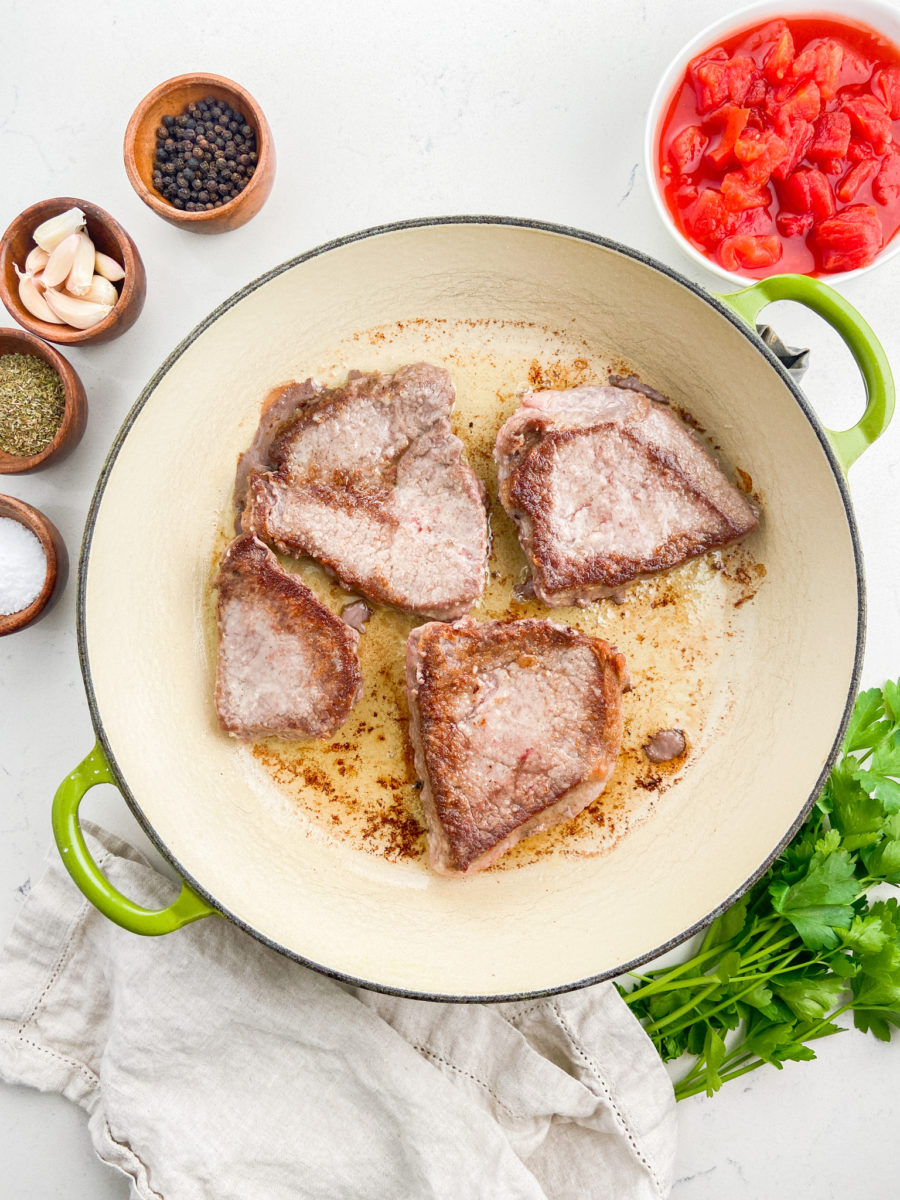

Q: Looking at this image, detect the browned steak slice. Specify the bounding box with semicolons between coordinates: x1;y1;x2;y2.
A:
406;617;628;875
214;534;362;741
233;378;322;531
494;384;759;607
240;364;489;619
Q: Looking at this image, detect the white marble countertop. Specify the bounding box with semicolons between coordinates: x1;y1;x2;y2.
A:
2;0;899;1195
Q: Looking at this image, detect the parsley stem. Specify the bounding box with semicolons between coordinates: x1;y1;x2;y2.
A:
674;1056;768;1100
649;961;817;1039
623;946;737;1002
643;982;722;1033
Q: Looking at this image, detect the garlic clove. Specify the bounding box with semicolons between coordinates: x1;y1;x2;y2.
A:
43;288;113;330
93;251;125;282
65;231;97;297
41;232;82;288
78;273;119;306
14;265;64;324
32;206;86;252
24;245;50;273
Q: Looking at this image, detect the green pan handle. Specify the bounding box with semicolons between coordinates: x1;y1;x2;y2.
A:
52;743;216;935
717;274;894;473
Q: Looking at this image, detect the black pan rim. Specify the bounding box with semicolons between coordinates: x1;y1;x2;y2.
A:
76;213;867;1003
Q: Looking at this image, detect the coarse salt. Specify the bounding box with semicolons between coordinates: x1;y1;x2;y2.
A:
0;516;46;615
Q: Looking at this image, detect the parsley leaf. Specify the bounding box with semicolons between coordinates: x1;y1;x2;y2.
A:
769;844;858;949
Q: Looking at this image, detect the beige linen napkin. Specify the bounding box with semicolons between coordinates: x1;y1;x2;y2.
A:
0;824;675;1199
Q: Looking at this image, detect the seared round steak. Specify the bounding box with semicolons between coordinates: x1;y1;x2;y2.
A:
494;384;759;607
240;364;489;619
214;535;362;741
406;618;629;875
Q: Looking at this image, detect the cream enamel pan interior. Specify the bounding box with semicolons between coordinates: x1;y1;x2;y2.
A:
78;219;868;999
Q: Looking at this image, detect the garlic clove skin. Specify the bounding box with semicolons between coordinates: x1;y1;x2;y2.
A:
32;207;86;252
43;288;113;330
93;251;125;282
24;245;50;273
65;231;97;297
41;232;82;288
79;274;119;306
14;265;65;324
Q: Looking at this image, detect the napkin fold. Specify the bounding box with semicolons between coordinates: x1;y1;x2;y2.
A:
0;825;675;1199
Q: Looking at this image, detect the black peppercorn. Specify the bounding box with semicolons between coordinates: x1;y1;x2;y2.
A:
151;94;258;212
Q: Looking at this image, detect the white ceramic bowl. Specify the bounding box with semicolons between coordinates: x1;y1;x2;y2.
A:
644;0;900;286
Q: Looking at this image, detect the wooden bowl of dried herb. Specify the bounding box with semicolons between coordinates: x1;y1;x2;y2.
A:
0;328;87;473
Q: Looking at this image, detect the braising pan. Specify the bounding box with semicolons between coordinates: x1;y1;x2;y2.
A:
52;218;893;1000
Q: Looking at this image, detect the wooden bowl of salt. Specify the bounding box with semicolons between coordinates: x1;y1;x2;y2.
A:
0;494;67;635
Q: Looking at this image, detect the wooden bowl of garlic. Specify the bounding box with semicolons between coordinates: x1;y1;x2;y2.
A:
0;197;147;345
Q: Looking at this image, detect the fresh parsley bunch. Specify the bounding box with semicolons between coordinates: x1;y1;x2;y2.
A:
621;679;900;1101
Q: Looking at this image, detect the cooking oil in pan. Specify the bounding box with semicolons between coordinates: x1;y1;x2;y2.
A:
206;318;764;873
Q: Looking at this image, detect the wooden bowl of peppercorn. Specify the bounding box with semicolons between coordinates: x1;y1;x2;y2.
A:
124;73;275;234
0;327;87;473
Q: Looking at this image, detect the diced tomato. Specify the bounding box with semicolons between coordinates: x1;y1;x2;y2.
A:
873;66;900;119
673;182;700;208
847;138;873;164
669;125;709;174
836;158;880;203
873;150;900;205
733;206;774;235
746;20;789;55
719;234;782;270
842;96;893;155
771;112;815;181
721;171;772;212
792;38;843;101
763;26;795;84
776;210;814;237
705;105;750;169
837;45;874;90
744;74;768;107
771;78;821;123
689;49;730;113
812;205;883;271
724;56;757;106
807;111;851;166
735;127;788;185
689;49;759;112
780;167;835;220
685;187;735;248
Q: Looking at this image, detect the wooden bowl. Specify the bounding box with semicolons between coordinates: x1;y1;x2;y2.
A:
0;493;67;635
123;73;276;234
0;328;88;473
0;197;147;346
